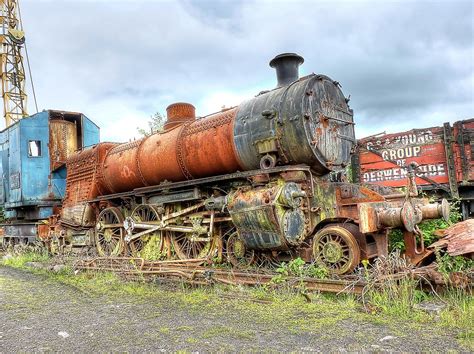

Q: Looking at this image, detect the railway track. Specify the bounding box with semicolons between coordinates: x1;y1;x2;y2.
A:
74;257;366;295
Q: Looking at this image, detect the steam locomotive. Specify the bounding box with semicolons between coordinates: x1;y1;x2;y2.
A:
2;54;449;274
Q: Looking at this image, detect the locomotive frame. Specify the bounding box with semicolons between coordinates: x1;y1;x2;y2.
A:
46;162;448;275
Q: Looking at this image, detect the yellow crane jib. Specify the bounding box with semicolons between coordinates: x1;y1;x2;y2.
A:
0;0;28;128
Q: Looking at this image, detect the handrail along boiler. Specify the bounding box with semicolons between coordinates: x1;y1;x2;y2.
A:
48;53;448;274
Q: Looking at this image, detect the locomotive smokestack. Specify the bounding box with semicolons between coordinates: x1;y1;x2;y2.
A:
269;53;304;87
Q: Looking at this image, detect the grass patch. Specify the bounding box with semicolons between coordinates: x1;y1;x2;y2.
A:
439;287;474;348
1;251;50;268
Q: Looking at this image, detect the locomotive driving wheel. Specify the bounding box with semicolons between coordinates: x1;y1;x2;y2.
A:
171;230;215;260
226;232;255;268
128;205;164;260
95;207;125;257
312;225;360;275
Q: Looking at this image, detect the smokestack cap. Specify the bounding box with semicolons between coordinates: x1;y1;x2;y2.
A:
269;53;304;87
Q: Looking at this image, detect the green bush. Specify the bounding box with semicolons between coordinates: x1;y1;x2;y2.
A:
436;250;474;275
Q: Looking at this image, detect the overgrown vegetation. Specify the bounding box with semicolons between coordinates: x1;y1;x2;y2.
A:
1;249;49;268
362;251;473;347
436;250;474;276
363;252;430;317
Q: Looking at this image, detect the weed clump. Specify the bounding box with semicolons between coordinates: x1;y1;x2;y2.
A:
363;251;424;317
271;257;328;284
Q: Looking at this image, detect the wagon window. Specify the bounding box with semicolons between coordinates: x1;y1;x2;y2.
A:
28;140;42;157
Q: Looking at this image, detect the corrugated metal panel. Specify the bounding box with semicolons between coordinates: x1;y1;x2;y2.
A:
8;122;21;204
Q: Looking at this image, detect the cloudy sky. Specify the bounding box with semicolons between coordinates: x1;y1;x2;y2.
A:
17;0;473;141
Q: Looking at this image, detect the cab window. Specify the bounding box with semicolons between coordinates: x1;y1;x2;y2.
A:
28;140;42;157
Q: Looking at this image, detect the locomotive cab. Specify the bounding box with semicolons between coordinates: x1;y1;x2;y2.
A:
0;110;99;244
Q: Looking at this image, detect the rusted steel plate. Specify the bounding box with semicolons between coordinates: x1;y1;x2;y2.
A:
181;108;241;179
37;223;49;240
138;125;187;185
62;143;118;225
453;119;474;184
49;120;77;171
101;139;146;193
64;142;119;205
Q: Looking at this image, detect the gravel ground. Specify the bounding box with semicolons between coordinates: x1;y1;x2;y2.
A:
0;265;467;352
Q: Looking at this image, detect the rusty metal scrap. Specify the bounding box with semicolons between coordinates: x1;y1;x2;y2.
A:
74;257;366;295
430;219;474;256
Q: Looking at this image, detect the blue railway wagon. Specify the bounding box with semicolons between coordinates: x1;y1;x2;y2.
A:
0;110;100;243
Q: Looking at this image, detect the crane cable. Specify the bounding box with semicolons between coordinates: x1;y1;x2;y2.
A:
17;0;38;114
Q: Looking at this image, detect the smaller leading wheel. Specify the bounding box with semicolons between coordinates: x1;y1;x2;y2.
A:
95;207;125;257
226;232;255;267
312;225;360;275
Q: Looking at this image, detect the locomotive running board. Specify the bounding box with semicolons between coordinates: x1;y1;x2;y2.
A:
88;165;313;203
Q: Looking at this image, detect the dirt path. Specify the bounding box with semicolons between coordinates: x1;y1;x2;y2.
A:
0;265;466;352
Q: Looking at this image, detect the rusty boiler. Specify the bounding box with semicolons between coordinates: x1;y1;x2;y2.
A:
100;103;241;193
